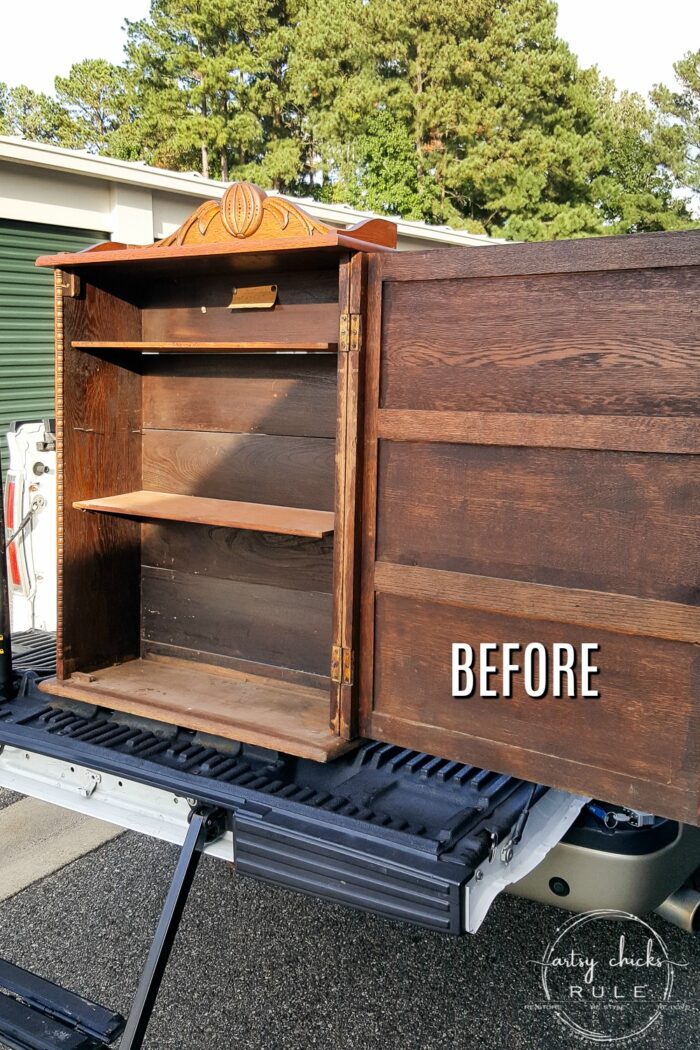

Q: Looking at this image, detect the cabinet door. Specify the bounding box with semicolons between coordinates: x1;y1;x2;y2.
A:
358;234;700;824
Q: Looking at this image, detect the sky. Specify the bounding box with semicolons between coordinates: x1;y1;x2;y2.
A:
1;0;699;100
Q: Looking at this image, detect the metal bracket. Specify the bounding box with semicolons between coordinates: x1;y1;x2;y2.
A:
227;284;278;310
339;312;362;353
58;272;81;299
118;804;226;1050
330;645;354;685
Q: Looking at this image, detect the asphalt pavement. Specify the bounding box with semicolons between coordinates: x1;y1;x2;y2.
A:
0;809;698;1050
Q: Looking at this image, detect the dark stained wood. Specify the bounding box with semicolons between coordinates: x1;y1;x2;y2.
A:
369;592;699;823
359;242;700;826
39;655;354;762
143;305;340;345
75;490;335;538
380;268;700;416
142;429;336;511
375;443;699;605
375;562;700;644
142;566;332;677
58;278;142;678
330;253;367;738
379;229;700;281
142;522;334;594
142;355;337;438
378;410;700;455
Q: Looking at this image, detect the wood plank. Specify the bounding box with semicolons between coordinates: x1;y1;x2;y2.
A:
142;430;336;511
142;567;332;677
142;355;337;438
142;522;334;593
374;562;700;643
377;410;700;454
378;229;700;282
142;301;340;345
367;711;698;827
75;490;334;538
58;279;142;678
379;268;700;416
368;591;698;803
72;340;338;352
376;442;699;605
39;656;354;762
142;640;330;690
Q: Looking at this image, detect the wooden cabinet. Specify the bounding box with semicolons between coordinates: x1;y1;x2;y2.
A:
36;183;394;762
38;187;699;824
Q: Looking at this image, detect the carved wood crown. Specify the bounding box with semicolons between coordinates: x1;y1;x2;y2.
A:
158;181;331;248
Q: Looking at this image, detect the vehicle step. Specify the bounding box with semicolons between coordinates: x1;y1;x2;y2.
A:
0;959;124;1050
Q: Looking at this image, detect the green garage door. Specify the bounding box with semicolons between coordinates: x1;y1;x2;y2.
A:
0;219;107;461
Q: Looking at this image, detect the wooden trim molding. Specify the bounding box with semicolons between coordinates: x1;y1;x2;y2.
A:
377;410;700;454
36;182;397;268
374;562;700;644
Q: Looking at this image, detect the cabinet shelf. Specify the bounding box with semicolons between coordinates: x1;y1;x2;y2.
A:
72;340;338;353
74;490;334;538
40;655;356;762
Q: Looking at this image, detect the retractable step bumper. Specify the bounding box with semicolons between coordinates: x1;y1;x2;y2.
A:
0;685;585;935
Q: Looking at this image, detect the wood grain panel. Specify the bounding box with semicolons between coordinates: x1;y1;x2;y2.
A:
40;655;350;762
370;592;698;805
142;429;336;510
377;410;700;455
143;355;337;437
375;562;700;643
142;566;332;677
142;522;334;593
143;302;340;344
59;281;142;678
380;268;700;415
376;442;699;606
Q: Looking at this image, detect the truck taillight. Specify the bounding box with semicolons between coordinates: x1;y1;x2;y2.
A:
4;472;29;594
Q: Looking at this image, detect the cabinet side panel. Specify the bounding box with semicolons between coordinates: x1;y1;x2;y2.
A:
58;277;142;677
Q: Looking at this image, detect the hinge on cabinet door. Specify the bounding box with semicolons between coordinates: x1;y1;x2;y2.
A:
339;312;362;353
331;644;354;685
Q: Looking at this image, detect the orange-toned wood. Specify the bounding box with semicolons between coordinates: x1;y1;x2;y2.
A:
74;490;335;538
39;655;357;762
72;340;339;353
36;181;397;269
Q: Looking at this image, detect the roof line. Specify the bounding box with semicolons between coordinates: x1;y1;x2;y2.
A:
0;136;503;246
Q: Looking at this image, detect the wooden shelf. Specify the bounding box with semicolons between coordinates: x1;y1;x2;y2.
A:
72;340;338;353
74;490;334;538
40;655;357;762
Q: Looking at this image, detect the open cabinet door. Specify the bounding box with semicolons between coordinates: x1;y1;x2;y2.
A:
358;233;700;825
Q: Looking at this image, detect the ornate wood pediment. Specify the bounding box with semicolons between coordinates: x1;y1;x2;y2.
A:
36;181;397;269
158;181;332;248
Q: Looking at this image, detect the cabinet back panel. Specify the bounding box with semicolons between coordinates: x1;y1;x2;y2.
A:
142;522;333;594
142;430;335;510
142;355;337;437
142;566;332;678
141;269;339;344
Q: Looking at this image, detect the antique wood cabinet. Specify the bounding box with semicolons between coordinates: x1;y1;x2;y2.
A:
38;186;700;825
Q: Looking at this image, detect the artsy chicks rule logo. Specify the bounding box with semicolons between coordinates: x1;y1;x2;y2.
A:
530;910;690;1043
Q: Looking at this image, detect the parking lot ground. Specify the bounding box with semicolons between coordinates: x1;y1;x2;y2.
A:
0;811;698;1050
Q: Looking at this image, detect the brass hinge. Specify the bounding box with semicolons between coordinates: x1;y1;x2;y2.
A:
331;644;354;685
338;312;362;353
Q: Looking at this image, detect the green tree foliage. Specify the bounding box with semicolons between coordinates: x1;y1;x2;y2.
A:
1;0;697;237
119;0;302;182
54;60;132;154
0;83;74;144
652;49;700;195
